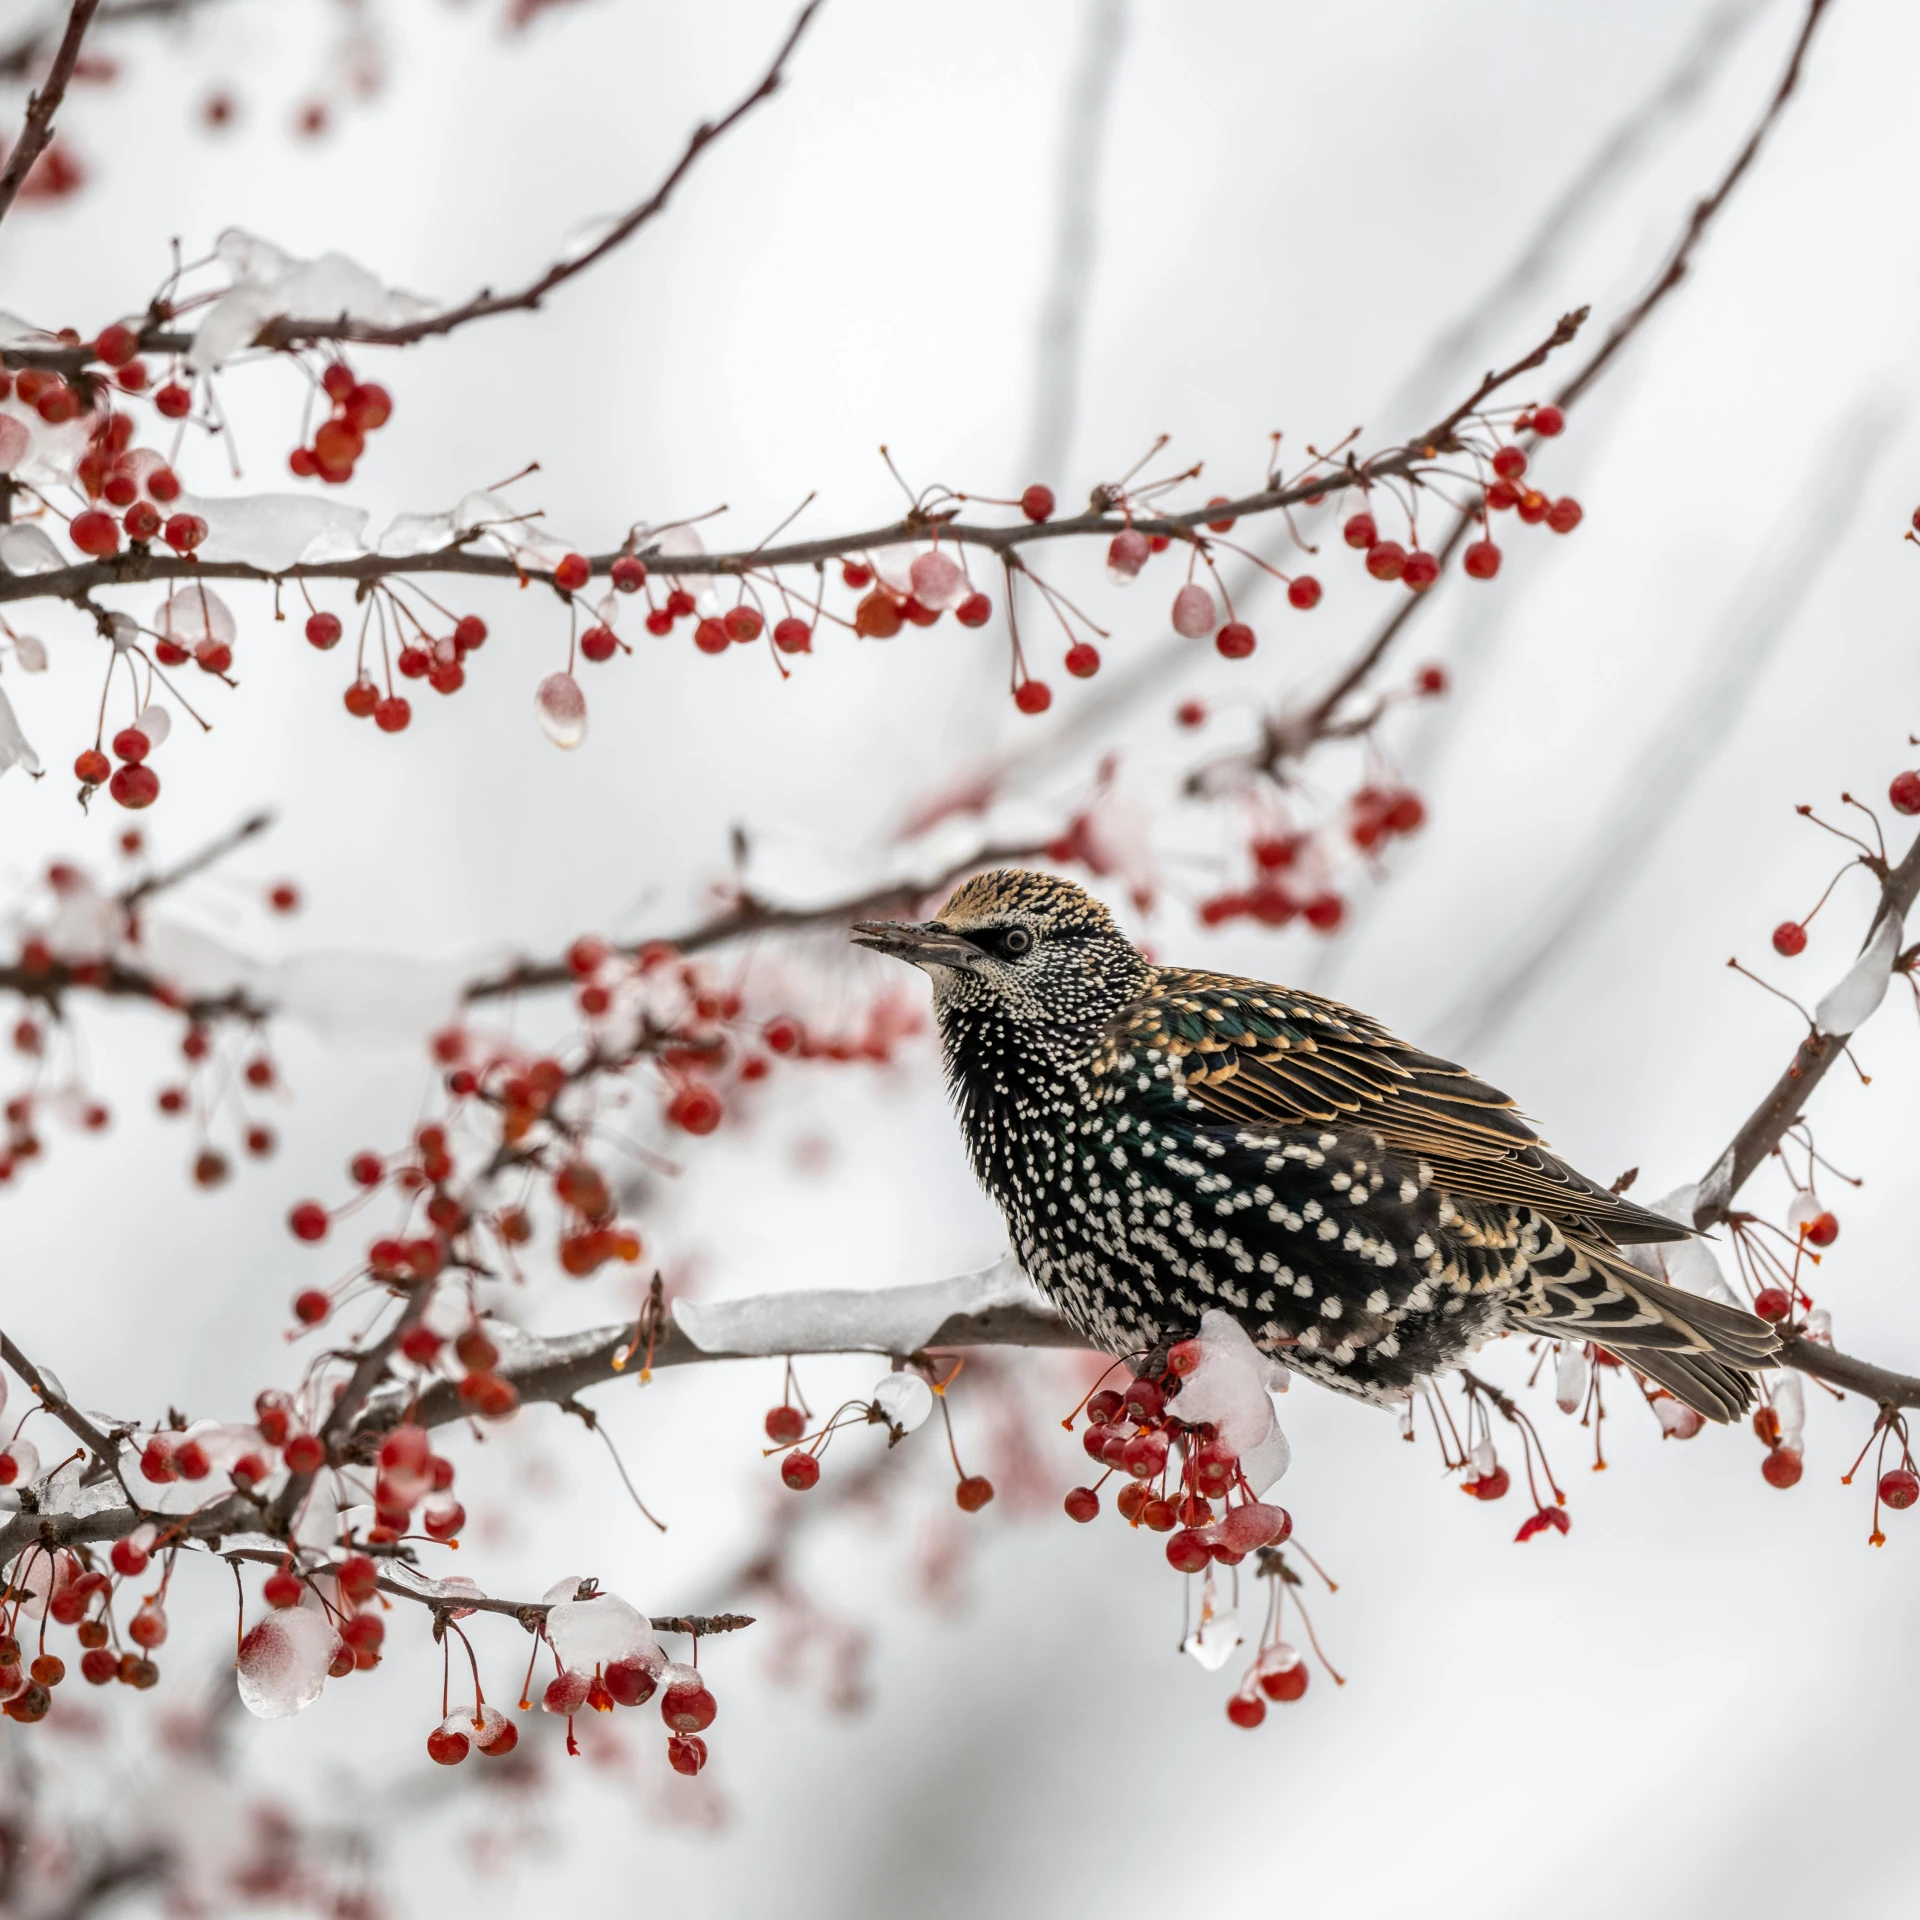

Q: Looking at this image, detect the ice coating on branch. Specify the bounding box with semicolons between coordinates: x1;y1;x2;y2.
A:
871;1371;934;1433
1181;1568;1242;1671
266;948;500;1062
561;213;624;262
0;524;64;575
536;672;588;749
10;632;45;672
236;1605;341;1719
189;229;439;370
672;1254;1053;1357
0;416;28;472
181;492;370;570
377;510;457;557
0;686;41;780
545;1592;663;1677
155;583;237;648
1815;911;1905;1037
1173;1309;1292;1494
1554;1341;1589;1414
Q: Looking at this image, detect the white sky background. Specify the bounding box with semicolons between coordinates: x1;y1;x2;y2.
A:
3;0;1920;1914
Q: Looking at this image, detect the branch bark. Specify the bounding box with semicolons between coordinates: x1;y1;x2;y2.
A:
0;0;99;230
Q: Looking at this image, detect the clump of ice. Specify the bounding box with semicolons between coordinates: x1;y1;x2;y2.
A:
1815;912;1904;1038
871;1372;933;1434
1173;1309;1292;1494
545;1591;662;1677
181;491;369;570
155;583;237;648
0;524;64;575
190;229;439;371
1181;1567;1242;1671
236;1605;341;1719
1554;1342;1588;1415
0;686;40;779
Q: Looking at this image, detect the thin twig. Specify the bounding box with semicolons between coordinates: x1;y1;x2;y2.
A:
0;0;99;230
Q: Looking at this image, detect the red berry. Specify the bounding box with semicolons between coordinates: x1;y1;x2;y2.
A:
1805;1211;1838;1247
373;696;411;734
1013;679;1052;715
123;500;161;542
693;617;730;655
644;608;673;636
604;1658;656;1707
344;678;379;718
111;726;150;763
289;1201;328;1243
1531;405;1565;436
955;591;992;628
70;509;119;557
1888;770;1920;815
1176;698;1206;728
1365;539;1406;581
1491;445;1528;481
163;513;207;553
1216;622;1255;660
1259;1661;1309;1703
300;611;341;651
955;1474;995;1512
1165;1530;1211;1574
1468;1464;1511;1501
1021;484;1055;522
1416;664;1447;696
841;561;873;589
1772;921;1807;957
154;382;191;419
1342;512;1378;549
854;590;903;639
724;605;763;644
74;748;110;785
453;615;487;652
1485;479;1520;512
773;616;813;653
1303;893;1345;931
667;1734;708;1776
1545;496;1583;534
1878;1468;1919;1511
94;323;140;367
108;764;158;810
343;383;392;432
1752;1287;1791;1322
1064;642;1100;678
610;555;647;592
764;1405;805;1445
1226;1692;1267;1729
580;625;617;663
1063;1486;1100;1523
667;1083;722;1134
1761;1448;1803;1490
1462;540;1502;580
553;553;590;592
283;1431;325;1472
1286;575;1322;610
427;1726;470;1766
661;1679;717;1733
293;1289;330;1325
1401;549;1439;592
781;1451;819;1491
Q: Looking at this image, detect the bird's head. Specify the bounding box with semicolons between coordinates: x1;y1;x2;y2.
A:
852;869;1151;1028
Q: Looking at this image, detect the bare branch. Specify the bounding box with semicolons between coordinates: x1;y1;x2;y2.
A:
117;807;272;911
0;1328;124;1471
0;0;100;230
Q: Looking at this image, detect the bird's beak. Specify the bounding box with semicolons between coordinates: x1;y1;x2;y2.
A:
850;918;984;971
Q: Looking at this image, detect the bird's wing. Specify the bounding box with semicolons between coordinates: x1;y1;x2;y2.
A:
1116;970;1689;1246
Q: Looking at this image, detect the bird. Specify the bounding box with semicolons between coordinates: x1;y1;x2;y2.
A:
852;868;1776;1422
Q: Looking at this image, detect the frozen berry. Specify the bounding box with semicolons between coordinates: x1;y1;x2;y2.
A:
781;1451;819;1491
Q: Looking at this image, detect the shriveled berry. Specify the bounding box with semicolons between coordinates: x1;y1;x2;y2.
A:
74;748;110;785
667;1734;708;1775
955;1475;994;1512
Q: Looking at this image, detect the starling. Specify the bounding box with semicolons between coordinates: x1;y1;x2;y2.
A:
853;870;1775;1421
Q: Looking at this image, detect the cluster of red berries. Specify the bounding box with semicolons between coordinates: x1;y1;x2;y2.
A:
153;1022;285;1175
288;362;393;484
1199;832;1349;935
532;1657;717;1776
0;1547;166;1722
1060;1347;1293;1571
73;719;161;809
1773;771;1920;955
65;405;207;560
1348;783;1426;852
765;1397;996;1510
334;611;487;735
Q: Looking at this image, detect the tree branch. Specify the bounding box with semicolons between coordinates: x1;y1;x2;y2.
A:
0;0;99;230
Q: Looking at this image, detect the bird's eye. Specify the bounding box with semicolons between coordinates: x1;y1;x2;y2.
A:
1000;925;1034;956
